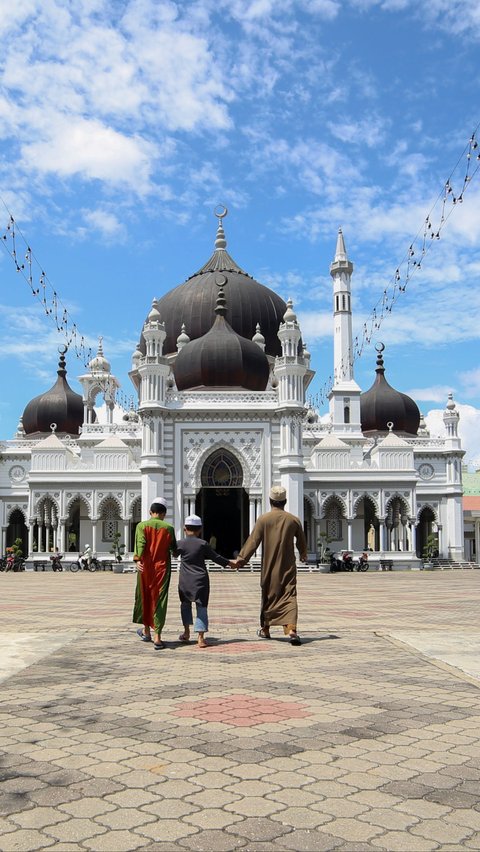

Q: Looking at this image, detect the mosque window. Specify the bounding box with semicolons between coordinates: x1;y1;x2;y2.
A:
201;449;243;488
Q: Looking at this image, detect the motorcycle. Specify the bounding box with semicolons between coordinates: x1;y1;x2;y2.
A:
329;552;369;572
50;554;64;572
70;555;99;573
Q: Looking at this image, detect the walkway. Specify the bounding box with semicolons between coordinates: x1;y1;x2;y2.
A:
0;571;479;851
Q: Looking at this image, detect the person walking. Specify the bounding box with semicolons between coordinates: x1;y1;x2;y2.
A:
177;514;236;649
133;498;177;650
236;485;308;645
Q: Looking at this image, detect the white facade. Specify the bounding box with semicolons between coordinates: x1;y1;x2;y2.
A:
0;224;466;567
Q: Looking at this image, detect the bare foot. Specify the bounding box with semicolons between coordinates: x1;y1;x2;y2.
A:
197;636;207;649
179;631;190;642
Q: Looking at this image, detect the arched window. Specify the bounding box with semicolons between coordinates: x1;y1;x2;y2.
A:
100;498;121;542
201;449;243;488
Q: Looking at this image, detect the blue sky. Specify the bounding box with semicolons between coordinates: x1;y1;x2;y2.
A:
0;0;479;464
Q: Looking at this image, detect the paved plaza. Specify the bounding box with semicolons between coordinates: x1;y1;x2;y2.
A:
0;569;479;852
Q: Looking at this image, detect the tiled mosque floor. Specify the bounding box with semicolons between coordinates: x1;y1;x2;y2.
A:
0;570;479;852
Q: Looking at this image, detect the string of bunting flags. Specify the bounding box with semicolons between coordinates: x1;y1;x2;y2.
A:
307;123;480;411
1;124;479;416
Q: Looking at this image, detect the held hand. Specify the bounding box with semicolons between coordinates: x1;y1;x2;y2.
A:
228;559;239;570
135;561;144;573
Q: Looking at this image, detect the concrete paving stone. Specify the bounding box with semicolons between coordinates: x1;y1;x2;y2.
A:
112;768;169;788
276;828;344;851
393;798;452;819
185;789;242;809
300;764;346;782
444;810;480;831
193;743;235;757
311;798;369;819
379;780;434;799
0;828;57;849
225;797;287;818
39;768;89;786
10;807;71;830
270;806;334;829
347;790;401;809
57;797;118;819
134;818;200;842
358;807;419;831
319;817;385;843
369;831;438;851
44;817;108;843
0;776;46;795
413;772;459;789
227;750;272;764
183;808;245;830
82;829;148;851
465;832;480;849
225;780;280;798
83;761;132;778
96;807;159;830
139;799;200;820
178;828;248;851
441;764;480;781
266;787;324;808
150;779;203;798
458;779;480;795
105;788;159;808
223;764;275;780
192;770;241;788
424;789;479;808
27;786;83;807
225;816;293;842
150;762;204;780
69;777;125;797
410;818;474;844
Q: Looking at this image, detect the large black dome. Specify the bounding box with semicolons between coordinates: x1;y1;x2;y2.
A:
22;350;84;436
173;283;270;391
360;346;420;435
140;215;287;357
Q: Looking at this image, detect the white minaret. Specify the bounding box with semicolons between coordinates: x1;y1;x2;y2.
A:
78;337;120;425
274;299;307;522
137;300;171;512
328;228;362;436
442;393;464;561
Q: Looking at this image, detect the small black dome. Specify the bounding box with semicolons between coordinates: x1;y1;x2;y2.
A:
360;346;420;435
173;282;270;392
140;216;287;358
22;350;84;436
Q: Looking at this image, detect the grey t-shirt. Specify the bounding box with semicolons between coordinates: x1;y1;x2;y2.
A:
177;537;229;606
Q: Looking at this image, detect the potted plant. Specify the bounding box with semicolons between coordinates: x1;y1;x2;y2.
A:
317;531;334;567
110;532;126;573
422;533;438;570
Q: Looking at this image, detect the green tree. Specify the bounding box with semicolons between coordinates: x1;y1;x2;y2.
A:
110;531;126;563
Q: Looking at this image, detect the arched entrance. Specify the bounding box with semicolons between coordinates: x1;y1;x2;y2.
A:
417;506;437;559
195;449;249;559
6;509;28;556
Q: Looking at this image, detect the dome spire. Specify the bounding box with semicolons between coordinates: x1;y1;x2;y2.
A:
334;227;348;263
214;274;228;316
214;205;228;250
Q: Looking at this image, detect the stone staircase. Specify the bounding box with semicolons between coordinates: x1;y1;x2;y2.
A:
433;558;478;570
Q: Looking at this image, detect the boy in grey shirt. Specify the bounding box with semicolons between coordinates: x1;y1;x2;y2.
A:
177;514;237;648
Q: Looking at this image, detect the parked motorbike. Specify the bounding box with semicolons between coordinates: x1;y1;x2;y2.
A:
329;552;369;572
50;554;64;572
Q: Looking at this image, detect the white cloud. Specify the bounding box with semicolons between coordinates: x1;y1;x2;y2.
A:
407;386;454;404
81;208;126;241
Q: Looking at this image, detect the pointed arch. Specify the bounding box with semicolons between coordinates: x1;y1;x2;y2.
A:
6;504;27;524
198;446;245;489
97;493;123;519
65;493;92;518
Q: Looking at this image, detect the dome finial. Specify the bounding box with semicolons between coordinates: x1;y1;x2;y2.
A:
58;344;67;376
214;204;228;250
375;342;385;373
214;273;228;316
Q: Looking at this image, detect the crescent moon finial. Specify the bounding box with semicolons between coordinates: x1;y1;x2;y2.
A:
375;342;385;353
214;204;228;220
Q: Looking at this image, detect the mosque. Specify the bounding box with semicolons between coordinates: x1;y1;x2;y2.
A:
0;212;467;567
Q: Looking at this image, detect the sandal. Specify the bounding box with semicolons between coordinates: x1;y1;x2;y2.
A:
136;628;152;642
154;641;166;650
257;629;271;639
289;632;302;646
178;633;190;643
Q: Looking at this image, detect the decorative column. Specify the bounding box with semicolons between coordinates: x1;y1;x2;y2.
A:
249;497;256;535
59;520;66;554
91;520;98;555
475;519;480;566
28;520;35;555
347;520;353;551
0;525;6;556
379;521;385;552
436;524;443;558
123;521;130;555
410;522;417;555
